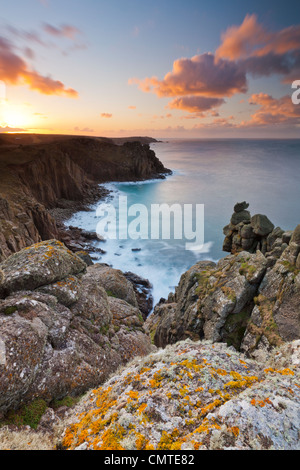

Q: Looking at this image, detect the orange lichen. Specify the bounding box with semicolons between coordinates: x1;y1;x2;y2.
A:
229;426;240;437
61;343;271;451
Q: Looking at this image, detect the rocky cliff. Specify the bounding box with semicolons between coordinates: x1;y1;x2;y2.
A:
0;134;171;262
145;204;300;358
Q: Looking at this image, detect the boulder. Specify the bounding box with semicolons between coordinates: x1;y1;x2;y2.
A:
231;210;251;226
251;214;275;237
234;201;249;213
291;224;300;245
0;240;86;298
241;241;300;356
0;240;153;414
84;264;139;308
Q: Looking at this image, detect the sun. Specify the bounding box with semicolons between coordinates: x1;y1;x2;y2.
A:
1;102;32;129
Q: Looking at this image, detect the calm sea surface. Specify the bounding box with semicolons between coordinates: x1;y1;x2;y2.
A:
67;139;300;307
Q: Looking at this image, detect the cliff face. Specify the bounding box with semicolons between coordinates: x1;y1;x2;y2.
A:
0;135;171;261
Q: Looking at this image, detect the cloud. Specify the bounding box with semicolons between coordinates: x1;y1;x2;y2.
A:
216;14;267;60
0;36;78;97
6;25;47;47
168;95;225;113
243;93;300;126
128;105;136;110
131;14;300;112
43;23;81;40
74;126;94;133
216;14;300;60
130;53;247;98
0;126;25;133
216;14;300;80
101;113;113;118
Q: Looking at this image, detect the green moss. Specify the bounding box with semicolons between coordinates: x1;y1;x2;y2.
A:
248;295;282;349
51;395;81;410
100;324;110;335
106;290;117;298
3;306;17;316
1;399;48;430
280;261;300;276
195;271;213;298
239;263;256;277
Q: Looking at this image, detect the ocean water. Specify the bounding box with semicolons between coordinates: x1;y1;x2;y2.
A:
66;139;300;308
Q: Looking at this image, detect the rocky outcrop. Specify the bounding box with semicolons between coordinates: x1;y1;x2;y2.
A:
0;135;171;262
222;202;291;263
0;240;154;415
241;230;300;357
145;215;300;357
59;339;300;450
124;272;154;319
145;252;268;350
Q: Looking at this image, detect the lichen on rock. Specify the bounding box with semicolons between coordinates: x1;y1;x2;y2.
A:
60;339;300;451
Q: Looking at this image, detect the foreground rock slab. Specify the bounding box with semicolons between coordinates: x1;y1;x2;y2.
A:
60;339;300;451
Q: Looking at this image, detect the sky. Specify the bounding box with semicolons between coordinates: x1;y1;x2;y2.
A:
0;0;300;138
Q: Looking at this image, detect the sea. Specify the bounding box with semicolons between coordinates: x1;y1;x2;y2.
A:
66;139;300;309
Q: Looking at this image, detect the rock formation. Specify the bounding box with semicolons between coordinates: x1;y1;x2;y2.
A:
222;201;292;262
145;206;300;358
0;240;154;415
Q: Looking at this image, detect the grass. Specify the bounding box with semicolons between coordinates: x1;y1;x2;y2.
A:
1;399;48;430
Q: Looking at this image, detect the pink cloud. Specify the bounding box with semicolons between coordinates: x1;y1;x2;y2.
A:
0;36;78;97
216;14;300;60
168;95;225;113
216;14;300;80
216;14;267;60
101;113;113;118
242;93;300;126
43;23;81;40
0;125;25;133
74;126;94;133
130;53;247;98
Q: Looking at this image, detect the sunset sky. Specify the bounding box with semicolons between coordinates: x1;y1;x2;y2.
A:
0;0;300;138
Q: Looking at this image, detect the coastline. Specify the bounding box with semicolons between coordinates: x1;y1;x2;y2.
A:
0;134;172;262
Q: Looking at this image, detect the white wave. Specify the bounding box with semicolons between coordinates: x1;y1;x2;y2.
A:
186;241;214;253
